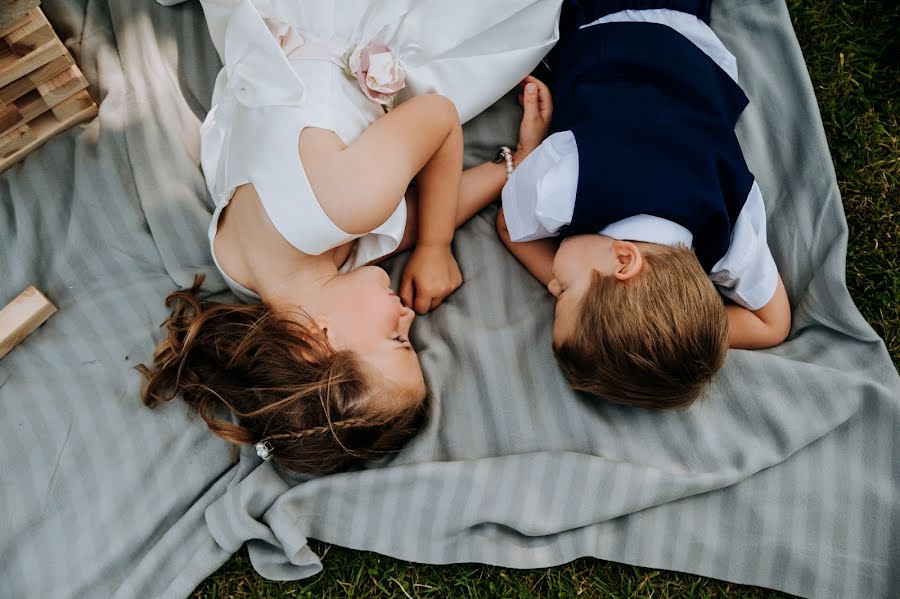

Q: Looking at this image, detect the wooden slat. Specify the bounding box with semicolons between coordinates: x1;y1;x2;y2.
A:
0;38;64;88
36;65;87;104
0;286;57;361
12;87;48;123
0;69;88;138
0;101;21;131
0;5;37;38
49;88;92;120
0;45;17;70
0;102;97;171
3;10;52;56
0;52;72;105
0;89;96;145
0;121;33;156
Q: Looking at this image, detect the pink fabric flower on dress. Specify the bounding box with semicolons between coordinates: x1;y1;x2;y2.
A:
263;17;306;59
347;42;406;107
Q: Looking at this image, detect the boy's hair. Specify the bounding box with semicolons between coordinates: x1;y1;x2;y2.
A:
554;244;728;409
138;275;428;475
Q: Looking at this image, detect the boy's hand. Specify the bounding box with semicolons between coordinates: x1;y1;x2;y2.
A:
399;243;463;314
515;75;553;161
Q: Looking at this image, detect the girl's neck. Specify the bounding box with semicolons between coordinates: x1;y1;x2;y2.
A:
253;252;337;311
218;185;339;310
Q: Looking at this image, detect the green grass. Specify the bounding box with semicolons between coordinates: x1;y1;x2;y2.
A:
194;547;787;598
790;0;899;364
192;2;899;596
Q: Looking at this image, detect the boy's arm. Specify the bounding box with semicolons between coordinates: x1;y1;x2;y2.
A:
493;75;558;288
726;275;791;349
496;207;558;287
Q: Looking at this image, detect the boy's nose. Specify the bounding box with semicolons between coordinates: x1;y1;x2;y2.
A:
548;279;561;297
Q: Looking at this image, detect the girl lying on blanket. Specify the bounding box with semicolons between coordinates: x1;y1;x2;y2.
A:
138;0;560;474
497;0;792;410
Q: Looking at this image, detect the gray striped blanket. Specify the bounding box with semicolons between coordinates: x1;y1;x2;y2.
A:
1;1;897;598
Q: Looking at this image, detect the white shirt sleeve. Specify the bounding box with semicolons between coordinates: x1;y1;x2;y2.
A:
500;131;579;242
709;181;779;310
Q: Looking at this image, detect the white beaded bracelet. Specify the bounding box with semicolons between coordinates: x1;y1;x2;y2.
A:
496;145;514;178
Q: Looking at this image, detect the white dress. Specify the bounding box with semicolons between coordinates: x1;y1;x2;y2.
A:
198;0;561;300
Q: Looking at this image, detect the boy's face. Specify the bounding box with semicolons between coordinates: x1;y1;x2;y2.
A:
548;234;644;347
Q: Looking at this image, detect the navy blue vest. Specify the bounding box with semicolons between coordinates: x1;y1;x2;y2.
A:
548;0;754;271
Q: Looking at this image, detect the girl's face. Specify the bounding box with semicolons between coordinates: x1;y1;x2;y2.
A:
316;266;426;411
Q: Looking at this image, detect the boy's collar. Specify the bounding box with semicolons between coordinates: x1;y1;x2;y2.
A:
599;214;694;247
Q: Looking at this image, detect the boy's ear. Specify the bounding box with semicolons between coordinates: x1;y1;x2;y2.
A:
612;240;643;281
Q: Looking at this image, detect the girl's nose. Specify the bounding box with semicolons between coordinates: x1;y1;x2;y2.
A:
376;267;391;288
400;305;415;331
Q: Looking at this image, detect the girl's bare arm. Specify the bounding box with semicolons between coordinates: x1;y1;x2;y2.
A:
303;94;462;236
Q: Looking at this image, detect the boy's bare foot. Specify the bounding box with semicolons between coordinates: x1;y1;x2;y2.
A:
515;75;553;163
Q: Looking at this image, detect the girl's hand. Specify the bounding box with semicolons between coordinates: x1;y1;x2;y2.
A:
515;75;553;162
400;243;463;314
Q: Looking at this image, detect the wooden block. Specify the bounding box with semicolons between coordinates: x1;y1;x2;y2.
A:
3;10;52;56
0;101;96;171
0;70;88;137
0;10;35;37
49;88;91;120
0;38;63;88
0;66;89;139
0;286;57;360
0;52;71;105
12;87;47;122
0;121;33;156
36;64;86;103
0;45;16;70
0;3;38;35
0;101;22;131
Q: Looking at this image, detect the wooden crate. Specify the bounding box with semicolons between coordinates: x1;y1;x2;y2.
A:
0;7;97;173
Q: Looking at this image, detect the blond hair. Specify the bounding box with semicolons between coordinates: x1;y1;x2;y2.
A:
554;244;728;409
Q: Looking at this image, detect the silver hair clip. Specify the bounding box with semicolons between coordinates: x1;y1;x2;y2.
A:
255;441;274;460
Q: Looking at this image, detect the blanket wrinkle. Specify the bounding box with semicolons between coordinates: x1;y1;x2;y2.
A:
39;421;73;515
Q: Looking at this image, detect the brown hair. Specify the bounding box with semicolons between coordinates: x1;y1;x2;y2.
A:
138;275;428;475
554;244;728;409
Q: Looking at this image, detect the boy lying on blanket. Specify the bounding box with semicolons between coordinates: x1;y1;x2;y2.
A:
497;0;791;409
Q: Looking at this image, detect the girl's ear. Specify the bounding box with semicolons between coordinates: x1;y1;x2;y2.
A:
310;315;339;347
311;315;330;336
612;240;644;281
298;315;336;361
